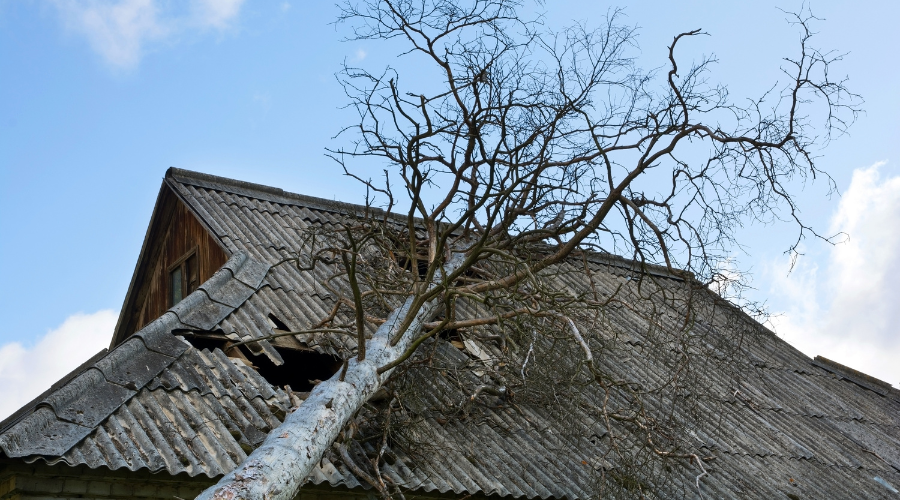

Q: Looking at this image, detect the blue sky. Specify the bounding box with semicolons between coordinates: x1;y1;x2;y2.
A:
1;0;899;417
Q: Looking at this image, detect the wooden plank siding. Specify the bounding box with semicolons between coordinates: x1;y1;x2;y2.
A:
112;183;229;347
134;198;228;331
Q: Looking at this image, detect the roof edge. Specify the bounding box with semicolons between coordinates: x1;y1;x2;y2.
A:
166;167;390;220
0;248;267;459
0;349;108;436
110;181;173;348
167;168;687;282
813;355;895;395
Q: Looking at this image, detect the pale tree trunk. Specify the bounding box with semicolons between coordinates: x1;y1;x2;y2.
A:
195;256;462;500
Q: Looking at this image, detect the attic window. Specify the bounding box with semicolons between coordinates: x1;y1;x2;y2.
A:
170;250;199;306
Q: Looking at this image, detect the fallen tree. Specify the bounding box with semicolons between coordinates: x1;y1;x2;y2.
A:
197;1;859;498
196;253;465;500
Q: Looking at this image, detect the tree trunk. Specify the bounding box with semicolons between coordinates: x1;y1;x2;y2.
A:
195;256;462;500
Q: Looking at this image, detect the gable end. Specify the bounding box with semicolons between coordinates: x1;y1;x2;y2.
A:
111;181;229;347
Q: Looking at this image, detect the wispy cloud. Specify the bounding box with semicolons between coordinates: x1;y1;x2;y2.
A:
50;0;246;69
252;92;271;108
191;0;244;29
0;310;116;420
767;162;900;386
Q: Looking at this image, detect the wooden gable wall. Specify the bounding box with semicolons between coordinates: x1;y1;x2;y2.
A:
133;198;228;331
112;183;228;347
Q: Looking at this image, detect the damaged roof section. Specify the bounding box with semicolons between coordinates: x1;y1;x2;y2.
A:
2;168;900;500
0;249;355;485
0;251;267;459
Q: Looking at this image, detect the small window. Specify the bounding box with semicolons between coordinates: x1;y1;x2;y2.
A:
170;251;199;306
170;266;183;305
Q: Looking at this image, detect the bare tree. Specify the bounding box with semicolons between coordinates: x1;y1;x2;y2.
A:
197;1;859;499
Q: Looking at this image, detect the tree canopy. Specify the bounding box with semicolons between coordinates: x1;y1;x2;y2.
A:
198;2;859;499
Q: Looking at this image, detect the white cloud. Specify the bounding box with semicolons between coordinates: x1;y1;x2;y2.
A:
0;310;116;421
51;0;246;69
52;0;165;68
767;162;900;386
192;0;244;29
355;48;367;61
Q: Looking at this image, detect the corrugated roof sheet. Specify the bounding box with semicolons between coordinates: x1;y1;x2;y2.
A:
2;167;900;499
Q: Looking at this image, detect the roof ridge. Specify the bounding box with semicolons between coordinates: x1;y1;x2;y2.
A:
167;168;688;282
167;167;385;219
812;355;896;397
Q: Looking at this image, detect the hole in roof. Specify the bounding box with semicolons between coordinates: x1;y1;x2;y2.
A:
267;313;291;332
396;253;430;279
242;346;343;393
438;327;462;344
392;232;430;279
456;265;495;288
433;315;464;348
176;328;342;393
183;334;229;352
174;329;230;352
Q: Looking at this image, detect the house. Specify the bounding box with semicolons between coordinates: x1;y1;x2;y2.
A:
1;168;899;499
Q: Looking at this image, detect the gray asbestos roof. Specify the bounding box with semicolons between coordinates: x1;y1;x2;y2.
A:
2;168;900;499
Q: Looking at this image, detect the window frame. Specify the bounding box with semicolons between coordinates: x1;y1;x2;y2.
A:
168;246;200;307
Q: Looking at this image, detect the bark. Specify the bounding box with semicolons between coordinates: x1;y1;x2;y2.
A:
195;255;463;500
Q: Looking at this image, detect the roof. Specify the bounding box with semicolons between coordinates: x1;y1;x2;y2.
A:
2;168;900;499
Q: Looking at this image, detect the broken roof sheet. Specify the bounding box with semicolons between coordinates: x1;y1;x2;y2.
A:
2;168;900;499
